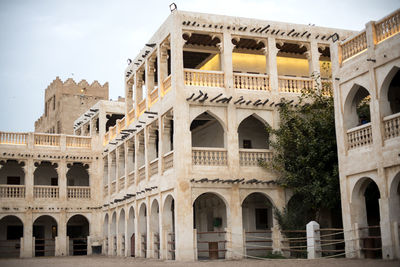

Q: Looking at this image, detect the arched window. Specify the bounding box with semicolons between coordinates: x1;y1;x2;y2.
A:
238;115;269;149
191;112;225;148
344;85;371;129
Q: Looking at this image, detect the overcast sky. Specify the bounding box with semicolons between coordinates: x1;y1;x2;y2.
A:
0;0;398;132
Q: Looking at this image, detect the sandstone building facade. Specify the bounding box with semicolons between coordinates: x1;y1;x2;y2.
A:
34;77;109;134
0;8;398;261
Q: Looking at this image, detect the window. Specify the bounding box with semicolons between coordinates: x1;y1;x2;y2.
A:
243;140;252;149
51;178;58;186
7;176;20;185
255;208;268;230
52;96;56;110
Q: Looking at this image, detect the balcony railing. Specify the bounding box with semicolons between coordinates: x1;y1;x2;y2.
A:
149;87;159;106
104;132;110;146
149;158;158;177
162;75;172;96
239;149;273;166
127;107;136;126
137;99;146;117
118;117;126;133
128;171;135;186
138;165;146;183
66;136;91;148
34;133;60;146
383;112;400;140
375;10;400;43
110;180;116;194
67;186;90;199
118;176;125;191
233;73;270;91
192;148;227;166
103;184;108;197
184;69;224;87
0;185;25;198
163;150;174;171
110;125;117;141
341;31;367;62
0;132;27;145
278;76;313;93
34;185;59;198
347;123;373;150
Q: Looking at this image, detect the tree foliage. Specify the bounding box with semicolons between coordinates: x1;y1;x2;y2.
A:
264;77;340;228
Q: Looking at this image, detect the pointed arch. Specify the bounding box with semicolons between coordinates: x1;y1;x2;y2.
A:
237;114;269;149
379;65;400;117
343;84;371;129
190;111;225;148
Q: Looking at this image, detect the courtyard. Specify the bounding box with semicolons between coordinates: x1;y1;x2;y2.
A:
0;256;399;267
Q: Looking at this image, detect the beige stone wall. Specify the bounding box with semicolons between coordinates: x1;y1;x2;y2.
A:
35;77;109;135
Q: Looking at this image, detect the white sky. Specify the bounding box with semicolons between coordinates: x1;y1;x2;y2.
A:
0;0;398;132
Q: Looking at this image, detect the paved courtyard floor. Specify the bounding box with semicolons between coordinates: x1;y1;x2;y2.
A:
0;256;399;267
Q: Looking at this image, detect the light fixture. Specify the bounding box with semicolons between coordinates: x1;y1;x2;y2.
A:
169;3;177;12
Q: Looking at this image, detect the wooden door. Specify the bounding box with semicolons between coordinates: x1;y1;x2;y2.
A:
130;233;135;257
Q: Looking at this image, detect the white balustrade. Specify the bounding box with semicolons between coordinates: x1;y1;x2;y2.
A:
0;132;27;145
128;171;135;186
233;73;270;91
347;123;373;150
192;148;227;166
383;112;400;140
67;186;90;199
340;31;367;62
0;185;25;198
34;133;60;146
149;158;158;177
66;136;91;148
278;76;314;93
184;69;224;87
162;75;172;96
163;150;174;171
118;176;125;191
375;10;400;43
239;149;273;166
111;180;116;194
34;185;59;198
138;165;146;182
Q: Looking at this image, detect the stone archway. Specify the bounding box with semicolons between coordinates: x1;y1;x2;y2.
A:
0;215;23;258
118;209;126;256
150;199;160;258
193;192;228;260
127;207;135;257
103;214;109;255
33;215;57;257
138;203;147;258
67;215;89;256
163;195;175;260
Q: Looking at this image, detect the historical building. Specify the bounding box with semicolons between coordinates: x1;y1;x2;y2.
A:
34;77;109;134
0;8;398;261
331;9;400;260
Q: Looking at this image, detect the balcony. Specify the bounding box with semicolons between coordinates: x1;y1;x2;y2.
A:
239;149;273;166
0;132;27;145
347;123;373;150
0;185;25;198
163;150;174;171
233;73;270;91
162;75;172;96
34;133;60;146
128;171;135;186
137;99;146;117
138;165;146;183
149;87;159;107
383;112;400;140
66;135;91;148
67;186;91;199
118;176;125;191
340;31;367;62
149;158;158;177
34;185;59;198
184;69;224;88
192;148;227;166
278;76;314;93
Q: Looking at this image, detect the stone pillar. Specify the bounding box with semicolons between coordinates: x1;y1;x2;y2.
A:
228;185;244;259
159;41;170;95
379;197;395;259
56;211;67;256
144;127;149;182
306;221;321;259
59;161;67;200
24;159;34;201
266;37;279;93
21;212;33;258
146;197;152;258
147;57;156;103
134;135;139;186
306;41;321;80
171;13;195;261
272;225;282;253
125;80;134;116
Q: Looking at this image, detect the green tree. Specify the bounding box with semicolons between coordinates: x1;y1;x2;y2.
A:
264;77;340;229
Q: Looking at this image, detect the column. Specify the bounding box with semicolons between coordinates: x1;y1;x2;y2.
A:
59;160;67;200
305;41;321;90
24;159;34;201
227;185;244;259
21;211;33;258
56;211;67;256
171;14;195;261
125;80;134;116
379;197;395;259
306;221;321;259
146;197;152;258
147;57;156;105
266;37;279;93
158;42;170;96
